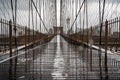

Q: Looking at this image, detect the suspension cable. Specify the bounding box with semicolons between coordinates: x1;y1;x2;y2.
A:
69;0;85;31
31;0;49;34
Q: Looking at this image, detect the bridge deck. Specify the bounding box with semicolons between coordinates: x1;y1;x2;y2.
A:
0;35;120;80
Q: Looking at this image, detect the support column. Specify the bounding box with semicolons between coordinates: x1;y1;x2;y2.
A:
9;20;13;79
105;20;108;80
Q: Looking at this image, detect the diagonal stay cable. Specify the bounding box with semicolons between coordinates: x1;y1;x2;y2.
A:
31;0;49;34
69;0;85;31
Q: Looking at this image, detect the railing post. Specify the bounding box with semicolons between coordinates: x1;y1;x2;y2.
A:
105;19;108;80
9;20;13;79
119;17;120;52
25;26;27;72
90;26;93;71
25;26;27;51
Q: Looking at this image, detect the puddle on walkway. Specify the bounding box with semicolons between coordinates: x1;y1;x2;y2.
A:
52;35;68;80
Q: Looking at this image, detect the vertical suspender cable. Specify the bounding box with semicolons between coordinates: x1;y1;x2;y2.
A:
31;1;35;79
98;0;102;79
14;0;18;78
31;0;49;34
99;0;106;79
60;0;62;27
39;1;42;79
85;0;89;79
55;0;57;27
75;0;78;80
10;0;17;79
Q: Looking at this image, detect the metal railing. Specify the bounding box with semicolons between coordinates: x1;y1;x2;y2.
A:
0;19;51;53
62;17;120;80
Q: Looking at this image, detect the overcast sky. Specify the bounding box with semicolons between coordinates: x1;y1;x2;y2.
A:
0;0;120;32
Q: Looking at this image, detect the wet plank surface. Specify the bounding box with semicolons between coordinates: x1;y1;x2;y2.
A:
0;35;120;80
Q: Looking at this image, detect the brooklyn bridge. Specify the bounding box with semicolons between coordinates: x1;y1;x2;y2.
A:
0;0;120;80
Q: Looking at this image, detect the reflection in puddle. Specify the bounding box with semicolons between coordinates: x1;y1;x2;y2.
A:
52;35;68;80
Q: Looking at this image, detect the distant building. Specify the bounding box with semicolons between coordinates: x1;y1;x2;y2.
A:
113;32;120;38
0;34;8;38
49;28;53;34
67;29;74;34
92;27;105;36
15;26;34;36
92;26;111;36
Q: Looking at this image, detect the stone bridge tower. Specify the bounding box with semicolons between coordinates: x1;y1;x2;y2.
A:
53;27;63;35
